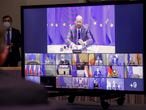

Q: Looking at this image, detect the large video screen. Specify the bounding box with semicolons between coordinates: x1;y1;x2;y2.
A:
23;3;143;92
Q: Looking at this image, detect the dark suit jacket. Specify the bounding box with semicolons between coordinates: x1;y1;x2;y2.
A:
10;28;21;62
66;24;93;45
1;28;21;66
59;60;70;65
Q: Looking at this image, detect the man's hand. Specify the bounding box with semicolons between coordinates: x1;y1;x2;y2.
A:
78;39;86;46
70;42;77;49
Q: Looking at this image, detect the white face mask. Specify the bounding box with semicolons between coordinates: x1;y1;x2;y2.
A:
3;22;11;29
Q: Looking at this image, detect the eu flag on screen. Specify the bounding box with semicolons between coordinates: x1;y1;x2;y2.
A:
41;65;45;76
105;33;111;45
48;35;52;44
127;54;130;64
128;66;133;78
60;35;65;44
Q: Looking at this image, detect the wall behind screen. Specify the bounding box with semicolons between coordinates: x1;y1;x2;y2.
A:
0;0;85;31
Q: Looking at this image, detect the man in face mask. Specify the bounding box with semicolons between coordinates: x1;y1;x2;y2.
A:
2;15;21;67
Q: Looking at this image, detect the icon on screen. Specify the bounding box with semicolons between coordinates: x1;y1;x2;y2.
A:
130;82;137;89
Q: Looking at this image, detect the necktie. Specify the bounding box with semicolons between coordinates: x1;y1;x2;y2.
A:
7;29;11;45
78;29;81;39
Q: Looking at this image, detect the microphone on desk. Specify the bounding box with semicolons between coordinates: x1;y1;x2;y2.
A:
60;45;69;52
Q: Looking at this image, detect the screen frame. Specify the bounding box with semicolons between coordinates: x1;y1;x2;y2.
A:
21;0;145;95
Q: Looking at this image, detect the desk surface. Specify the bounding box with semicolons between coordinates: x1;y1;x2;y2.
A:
0;67;21;71
47;45;115;53
0;104;145;110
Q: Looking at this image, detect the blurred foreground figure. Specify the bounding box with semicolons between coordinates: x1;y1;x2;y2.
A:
0;27;48;106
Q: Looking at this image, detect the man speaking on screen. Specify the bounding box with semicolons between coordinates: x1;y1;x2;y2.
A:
66;15;94;50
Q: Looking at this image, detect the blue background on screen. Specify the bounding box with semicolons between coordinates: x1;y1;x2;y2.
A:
24;8;47;53
124;79;143;91
115;4;143;53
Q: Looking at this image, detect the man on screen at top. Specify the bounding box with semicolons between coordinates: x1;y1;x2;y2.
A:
66;15;94;49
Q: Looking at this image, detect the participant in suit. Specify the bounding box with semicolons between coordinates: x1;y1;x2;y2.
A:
59;54;70;65
57;54;71;75
66;15;93;49
111;54;120;65
95;55;103;65
2;15;21;66
94;67;102;77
